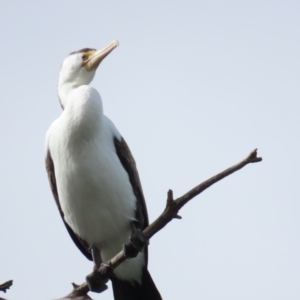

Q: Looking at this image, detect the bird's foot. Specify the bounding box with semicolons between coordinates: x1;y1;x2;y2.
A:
86;263;112;293
123;229;149;258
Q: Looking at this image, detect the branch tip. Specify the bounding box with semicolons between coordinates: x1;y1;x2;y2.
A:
247;149;262;163
166;189;174;206
0;280;13;293
71;282;79;289
252;157;262;163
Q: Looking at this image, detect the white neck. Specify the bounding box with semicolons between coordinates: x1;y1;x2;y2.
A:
58;68;95;109
59;85;104;143
58;82;79;109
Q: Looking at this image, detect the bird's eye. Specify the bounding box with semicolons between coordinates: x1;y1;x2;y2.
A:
82;54;87;60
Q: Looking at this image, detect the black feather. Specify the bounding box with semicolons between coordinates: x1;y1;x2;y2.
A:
111;268;162;300
69;48;96;55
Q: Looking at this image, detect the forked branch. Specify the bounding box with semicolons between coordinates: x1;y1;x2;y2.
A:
60;149;262;299
0;280;13;294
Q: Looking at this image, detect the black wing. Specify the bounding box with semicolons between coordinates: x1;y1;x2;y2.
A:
45;150;92;261
114;136;149;265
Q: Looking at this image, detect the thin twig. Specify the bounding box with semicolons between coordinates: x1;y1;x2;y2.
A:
0;280;13;293
62;149;262;299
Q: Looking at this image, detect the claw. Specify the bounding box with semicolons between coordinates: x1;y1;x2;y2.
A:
87;247;112;293
123;229;149;258
130;229;149;251
86;270;108;293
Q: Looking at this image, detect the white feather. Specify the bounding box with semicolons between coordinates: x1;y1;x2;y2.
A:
46;84;144;282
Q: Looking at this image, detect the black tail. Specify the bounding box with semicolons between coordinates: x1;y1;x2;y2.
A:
111;268;162;300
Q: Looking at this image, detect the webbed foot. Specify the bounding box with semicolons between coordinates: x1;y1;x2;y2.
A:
123;229;149;258
86;263;112;293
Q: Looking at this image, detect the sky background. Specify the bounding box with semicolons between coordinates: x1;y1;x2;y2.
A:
0;1;299;299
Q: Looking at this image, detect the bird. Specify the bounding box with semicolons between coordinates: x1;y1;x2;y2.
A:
45;41;162;300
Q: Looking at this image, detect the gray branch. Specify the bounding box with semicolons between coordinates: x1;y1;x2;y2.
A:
57;149;262;299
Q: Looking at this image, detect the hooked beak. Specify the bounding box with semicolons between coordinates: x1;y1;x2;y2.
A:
84;40;119;71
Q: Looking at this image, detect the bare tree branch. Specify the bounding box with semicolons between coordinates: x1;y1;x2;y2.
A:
0;280;13;293
55;283;92;300
59;149;262;299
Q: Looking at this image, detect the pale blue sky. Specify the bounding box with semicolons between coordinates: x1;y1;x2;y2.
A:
0;1;299;299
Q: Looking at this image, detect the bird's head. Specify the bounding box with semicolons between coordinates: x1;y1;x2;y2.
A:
58;40;119;108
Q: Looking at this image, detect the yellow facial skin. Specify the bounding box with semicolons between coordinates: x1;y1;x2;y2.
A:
83;40;119;71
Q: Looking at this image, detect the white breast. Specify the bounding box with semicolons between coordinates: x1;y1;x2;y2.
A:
46;87;144;281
